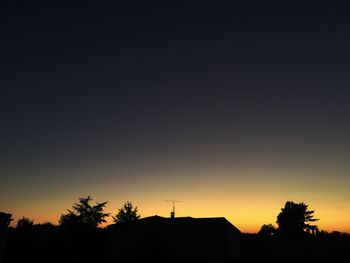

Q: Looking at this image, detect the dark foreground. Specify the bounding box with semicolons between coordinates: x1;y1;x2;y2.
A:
3;226;349;263
239;233;349;262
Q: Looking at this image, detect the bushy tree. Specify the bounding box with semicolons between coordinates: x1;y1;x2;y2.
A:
59;196;109;228
113;201;140;223
0;212;13;229
59;211;80;227
277;201;318;237
16;217;34;229
258;224;277;237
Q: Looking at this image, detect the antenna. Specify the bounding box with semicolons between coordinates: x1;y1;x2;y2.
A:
165;200;183;218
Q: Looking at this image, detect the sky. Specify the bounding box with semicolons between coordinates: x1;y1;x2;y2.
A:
1;1;350;233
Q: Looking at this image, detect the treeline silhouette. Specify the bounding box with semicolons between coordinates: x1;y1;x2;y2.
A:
242;201;350;262
1;197;349;263
258;201;319;238
2;196;140;263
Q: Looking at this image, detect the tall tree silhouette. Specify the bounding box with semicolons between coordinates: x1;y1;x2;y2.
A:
59;196;109;228
113;201;140;223
277;201;318;237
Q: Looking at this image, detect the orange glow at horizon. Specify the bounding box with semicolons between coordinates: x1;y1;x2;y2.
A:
5;189;350;234
3;164;350;233
7;200;350;233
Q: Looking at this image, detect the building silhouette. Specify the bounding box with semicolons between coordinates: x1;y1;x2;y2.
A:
106;215;241;263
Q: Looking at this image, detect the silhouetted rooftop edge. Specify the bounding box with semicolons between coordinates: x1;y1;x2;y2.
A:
107;215;241;233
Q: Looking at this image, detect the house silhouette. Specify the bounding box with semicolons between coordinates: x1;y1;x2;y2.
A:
106;215;241;263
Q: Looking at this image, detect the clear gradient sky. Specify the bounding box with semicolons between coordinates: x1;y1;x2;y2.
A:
1;1;350;233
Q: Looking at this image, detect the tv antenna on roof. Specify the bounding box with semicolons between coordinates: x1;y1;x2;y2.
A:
165;200;183;219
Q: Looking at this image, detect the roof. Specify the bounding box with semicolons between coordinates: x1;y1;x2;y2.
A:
107;215;241;233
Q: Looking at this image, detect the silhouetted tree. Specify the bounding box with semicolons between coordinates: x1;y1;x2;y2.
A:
258;224;277;237
16;217;34;229
277;201;318;237
318;229;329;237
59;196;109;228
36;222;55;228
113;201;140;223
330;231;341;237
